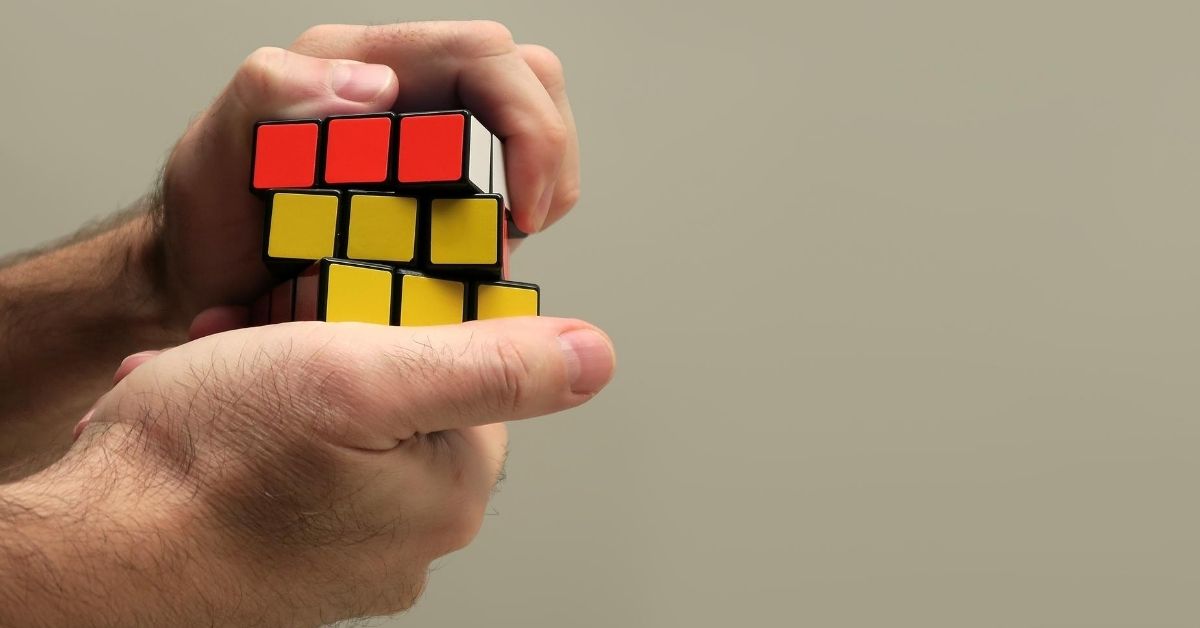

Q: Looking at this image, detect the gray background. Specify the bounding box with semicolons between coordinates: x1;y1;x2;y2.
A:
3;1;1199;626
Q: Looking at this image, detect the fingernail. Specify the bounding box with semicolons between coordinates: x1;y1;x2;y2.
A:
119;350;158;371
114;350;161;385
532;184;555;232
73;409;94;442
331;63;394;103
558;329;615;395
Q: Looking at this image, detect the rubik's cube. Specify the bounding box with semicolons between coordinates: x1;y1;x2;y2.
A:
246;110;541;327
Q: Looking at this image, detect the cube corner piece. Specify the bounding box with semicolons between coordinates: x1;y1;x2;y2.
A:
472;280;540;320
393;270;469;327
395;110;493;194
251;119;322;193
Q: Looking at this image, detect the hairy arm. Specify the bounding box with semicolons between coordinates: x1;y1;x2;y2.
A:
0;463;194;626
0;203;182;476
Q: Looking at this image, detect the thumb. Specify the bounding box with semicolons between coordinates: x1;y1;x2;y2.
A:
219;46;398;129
235;317;616;451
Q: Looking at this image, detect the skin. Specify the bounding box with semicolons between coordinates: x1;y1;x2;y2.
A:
0;21;614;626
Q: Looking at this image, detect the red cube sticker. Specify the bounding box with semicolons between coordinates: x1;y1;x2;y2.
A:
324;116;392;185
397;113;465;183
253;122;319;190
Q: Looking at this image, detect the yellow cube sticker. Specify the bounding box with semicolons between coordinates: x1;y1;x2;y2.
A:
346;195;418;262
267;193;339;260
324;263;392;325
475;284;539;320
398;275;465;326
429;198;499;264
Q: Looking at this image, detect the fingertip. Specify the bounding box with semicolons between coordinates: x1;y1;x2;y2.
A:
557;328;615;395
508;142;564;235
464;316;616;396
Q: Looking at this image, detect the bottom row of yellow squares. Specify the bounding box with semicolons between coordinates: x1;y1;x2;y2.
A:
251;258;540;326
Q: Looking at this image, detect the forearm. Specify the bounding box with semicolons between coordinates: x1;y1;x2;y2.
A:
0;203;184;473
0;456;259;627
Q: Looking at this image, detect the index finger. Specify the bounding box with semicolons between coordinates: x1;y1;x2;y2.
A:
290;21;570;233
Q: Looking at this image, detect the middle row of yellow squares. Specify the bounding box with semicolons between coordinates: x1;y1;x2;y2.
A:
264;189;507;277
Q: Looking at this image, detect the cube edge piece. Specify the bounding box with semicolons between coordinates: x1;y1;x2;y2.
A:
395;109;490;194
320;112;396;189
393;269;469;326
250;118;323;194
262;189;344;267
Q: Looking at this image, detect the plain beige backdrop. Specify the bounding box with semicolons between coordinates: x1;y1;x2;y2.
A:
3;1;1200;626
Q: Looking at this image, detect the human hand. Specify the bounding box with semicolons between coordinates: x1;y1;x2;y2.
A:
151;21;578;320
4;316;612;626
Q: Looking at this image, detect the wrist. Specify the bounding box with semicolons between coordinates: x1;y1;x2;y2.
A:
115;200;191;334
0;206;188;468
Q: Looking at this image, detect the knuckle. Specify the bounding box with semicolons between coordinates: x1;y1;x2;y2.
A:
294;23;341;46
555;183;581;212
523;44;566;90
261;330;374;424
468;19;516;46
299;345;372;417
454;20;517;58
242;46;290;77
542;118;570;156
234;46;290;101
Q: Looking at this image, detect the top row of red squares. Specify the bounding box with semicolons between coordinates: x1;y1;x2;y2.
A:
251;110;506;200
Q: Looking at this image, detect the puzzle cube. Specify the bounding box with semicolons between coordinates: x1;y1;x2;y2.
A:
321;113;394;187
263;190;342;265
426;194;507;279
393;270;468;326
251;119;321;192
472;281;540;320
344;193;421;267
396;111;498;194
293;258;393;325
